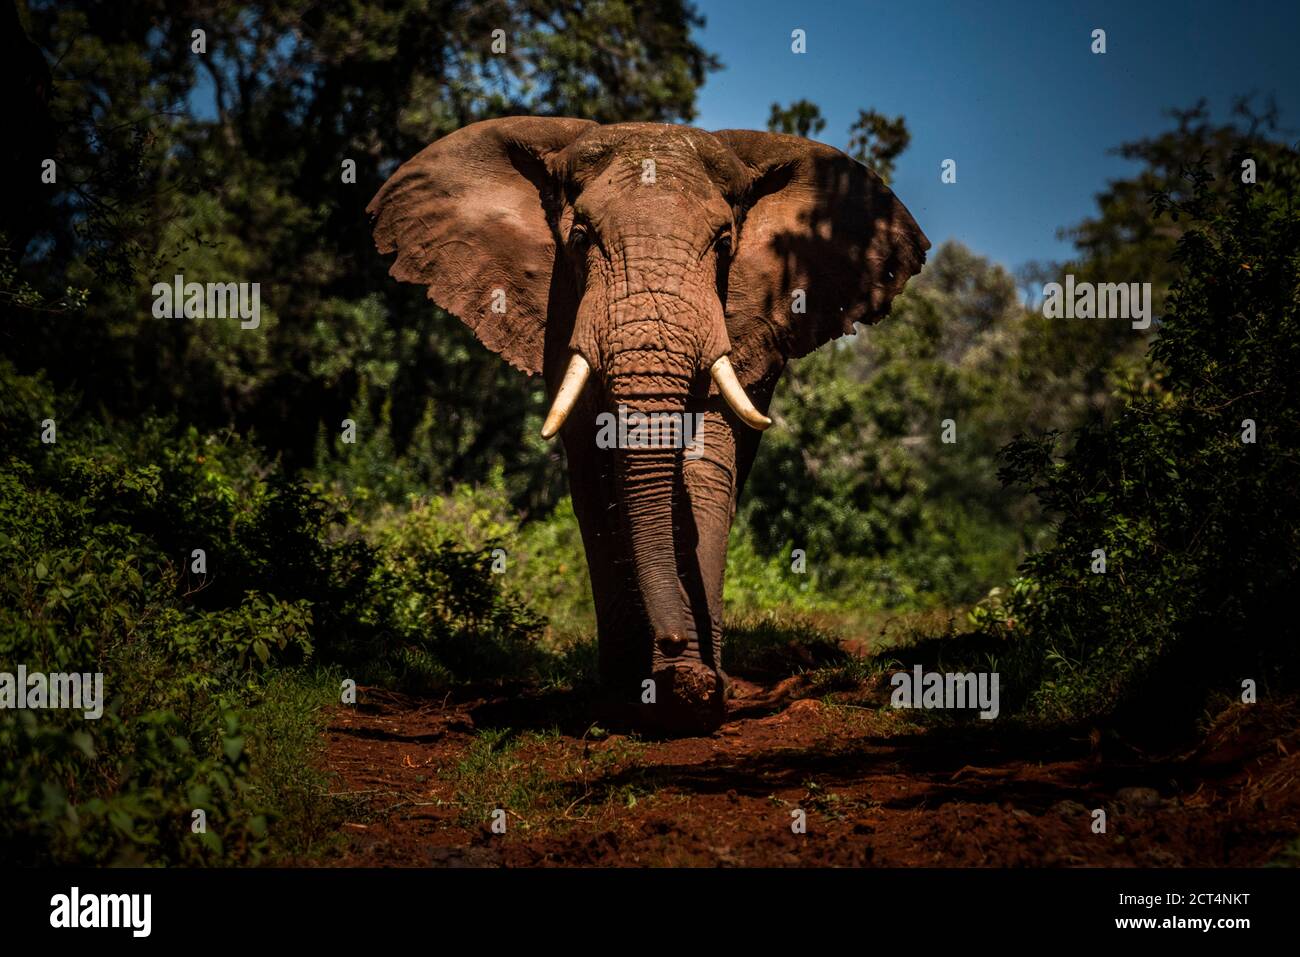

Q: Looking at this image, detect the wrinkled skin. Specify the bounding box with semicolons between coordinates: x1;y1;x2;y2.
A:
369;118;929;734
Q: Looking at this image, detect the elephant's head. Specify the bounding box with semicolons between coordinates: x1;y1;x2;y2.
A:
369;117;928;733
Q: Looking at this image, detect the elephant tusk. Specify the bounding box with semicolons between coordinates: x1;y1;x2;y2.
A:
540;352;592;439
711;355;772;430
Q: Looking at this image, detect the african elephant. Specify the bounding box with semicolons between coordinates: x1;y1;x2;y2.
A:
368;117;929;734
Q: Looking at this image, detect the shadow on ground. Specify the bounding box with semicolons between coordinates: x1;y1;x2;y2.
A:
310;674;1300;867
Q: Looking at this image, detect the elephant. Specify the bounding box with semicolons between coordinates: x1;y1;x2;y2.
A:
368;117;929;734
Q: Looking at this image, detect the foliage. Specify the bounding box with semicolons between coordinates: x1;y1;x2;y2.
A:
0;362;305;863
10;0;718;516
1017;98;1292;422
736;241;1042;607
767;100;911;183
739;104;1294;627
767;99;826;139
973;140;1300;722
0;358;557;863
846;109;910;184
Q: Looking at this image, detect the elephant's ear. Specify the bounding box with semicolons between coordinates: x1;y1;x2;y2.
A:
711;129;930;385
368;116;597;375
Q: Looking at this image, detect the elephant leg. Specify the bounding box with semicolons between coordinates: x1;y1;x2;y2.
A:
562;424;651;703
563;407;745;735
629;411;738;732
680;410;739;687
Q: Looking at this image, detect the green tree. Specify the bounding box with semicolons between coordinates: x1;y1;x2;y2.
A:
846;109;910;184
8;0;719;514
767;99;826;138
982;139;1300;723
767;100;911;184
1019;98;1292;422
738;241;1044;606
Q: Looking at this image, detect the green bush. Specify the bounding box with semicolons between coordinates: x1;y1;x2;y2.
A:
0;358;561;864
0;367;303;863
975;145;1300;723
735;243;1051;610
361;477;595;639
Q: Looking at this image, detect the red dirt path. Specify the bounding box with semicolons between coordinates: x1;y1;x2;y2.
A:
316;680;1300;867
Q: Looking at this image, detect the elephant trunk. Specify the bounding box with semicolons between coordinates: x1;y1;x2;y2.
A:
615;439;691;658
593;281;739;674
605;339;695;659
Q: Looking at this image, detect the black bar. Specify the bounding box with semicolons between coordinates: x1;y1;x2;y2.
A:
2;867;1286;942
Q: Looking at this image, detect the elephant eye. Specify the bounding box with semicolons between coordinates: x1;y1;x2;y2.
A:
715;232;733;256
568;220;592;250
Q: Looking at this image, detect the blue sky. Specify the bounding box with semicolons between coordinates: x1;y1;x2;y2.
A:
688;0;1299;272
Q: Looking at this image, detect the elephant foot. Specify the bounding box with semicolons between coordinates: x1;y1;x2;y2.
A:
593;662;725;736
643;662;726;735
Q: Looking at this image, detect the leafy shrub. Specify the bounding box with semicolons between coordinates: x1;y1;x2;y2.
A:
975;145;1300;723
359;511;547;690
0;368;302;863
735;243;1049;610
0;358;561;863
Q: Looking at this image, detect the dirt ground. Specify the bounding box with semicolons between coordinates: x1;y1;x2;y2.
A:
316;677;1300;867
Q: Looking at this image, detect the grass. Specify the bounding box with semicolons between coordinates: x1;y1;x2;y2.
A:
451;729;562;827
723;613;848;679
449;727;648;830
242;667;349;861
236;596;964;859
